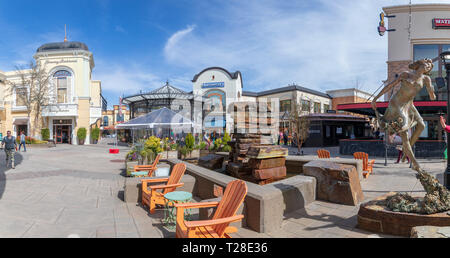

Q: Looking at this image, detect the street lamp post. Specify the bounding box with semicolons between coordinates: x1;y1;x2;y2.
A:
440;51;450;190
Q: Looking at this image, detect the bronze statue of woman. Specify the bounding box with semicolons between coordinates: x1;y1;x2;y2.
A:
371;58;435;172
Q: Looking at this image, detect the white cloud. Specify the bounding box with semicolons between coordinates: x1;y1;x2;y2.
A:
164;25;196;62
161;0;450;94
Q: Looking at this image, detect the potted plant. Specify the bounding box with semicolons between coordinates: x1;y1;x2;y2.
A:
91;127;100;144
198;141;209;157
144;136;162;164
167;141;178;159
185;133;196;158
179;146;188;160
125;149;140;176
41;128;50;141
77;127;87;145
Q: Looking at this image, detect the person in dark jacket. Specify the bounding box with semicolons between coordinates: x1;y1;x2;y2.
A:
2;131;17;169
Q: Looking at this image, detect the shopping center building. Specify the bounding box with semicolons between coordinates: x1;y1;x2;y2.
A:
123;66;371;146
0;39;105;144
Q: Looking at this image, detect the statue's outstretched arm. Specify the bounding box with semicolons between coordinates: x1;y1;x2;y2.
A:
371;73;406;110
424;76;436;101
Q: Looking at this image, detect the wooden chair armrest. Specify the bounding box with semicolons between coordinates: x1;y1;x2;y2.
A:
369;160;375;165
150;183;184;190
141;178;169;183
174;201;220;209
134;165;156;172
184;215;244;229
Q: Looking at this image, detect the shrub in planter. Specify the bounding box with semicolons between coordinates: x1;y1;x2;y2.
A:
222;132;231;145
91;127;100;144
198;141;207;150
179;146;189;160
222;145;232;152
77;127;87;145
214;138;223;151
185;133;195;156
41;128;50;141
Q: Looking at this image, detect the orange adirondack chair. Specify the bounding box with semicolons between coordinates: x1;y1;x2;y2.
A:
175;180;247;238
317;149;330;159
141;162;186;214
353;152;375;178
132;154;161;177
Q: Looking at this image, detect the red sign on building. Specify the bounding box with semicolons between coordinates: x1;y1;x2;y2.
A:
433;18;450;29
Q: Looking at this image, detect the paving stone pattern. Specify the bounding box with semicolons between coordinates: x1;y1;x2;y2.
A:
0;144;445;238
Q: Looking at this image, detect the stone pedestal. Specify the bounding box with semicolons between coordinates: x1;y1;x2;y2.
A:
303;160;364;206
358;192;450;237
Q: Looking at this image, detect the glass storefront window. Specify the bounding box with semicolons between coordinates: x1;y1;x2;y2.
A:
413;44;439;101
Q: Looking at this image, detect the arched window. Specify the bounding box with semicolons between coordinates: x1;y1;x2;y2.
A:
53;70;72;103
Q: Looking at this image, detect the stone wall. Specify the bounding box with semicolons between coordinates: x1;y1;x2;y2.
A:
168;158;317;233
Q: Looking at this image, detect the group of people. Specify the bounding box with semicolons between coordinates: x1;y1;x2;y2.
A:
277;130;297;146
1;130;27;169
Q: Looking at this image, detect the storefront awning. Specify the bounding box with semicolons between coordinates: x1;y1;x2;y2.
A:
13;118;29;125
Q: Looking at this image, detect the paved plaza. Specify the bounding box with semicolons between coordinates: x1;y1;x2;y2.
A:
0;143;446;238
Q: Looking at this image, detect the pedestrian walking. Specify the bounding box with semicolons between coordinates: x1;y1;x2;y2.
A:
19;131;26;152
2;131;17;169
392;134;410;163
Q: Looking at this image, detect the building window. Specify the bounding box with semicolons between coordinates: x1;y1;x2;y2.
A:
301;99;310;112
323;104;330;113
280;100;291;112
15;88;27;107
413;44;446;101
103;116;109;126
313;102;321;113
53;70;72;103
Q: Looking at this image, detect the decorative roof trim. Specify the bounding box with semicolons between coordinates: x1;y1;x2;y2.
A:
192;67;243;88
383;4;450;14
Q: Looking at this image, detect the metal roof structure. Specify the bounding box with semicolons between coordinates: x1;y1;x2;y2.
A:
122;82;194;105
36;41;89;53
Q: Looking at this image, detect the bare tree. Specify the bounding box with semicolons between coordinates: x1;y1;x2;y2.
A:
289;95;312;153
6;60;53;137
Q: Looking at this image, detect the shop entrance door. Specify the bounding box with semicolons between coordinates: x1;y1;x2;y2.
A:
54;125;72;144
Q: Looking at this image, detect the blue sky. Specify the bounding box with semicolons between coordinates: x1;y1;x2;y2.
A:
0;0;447;108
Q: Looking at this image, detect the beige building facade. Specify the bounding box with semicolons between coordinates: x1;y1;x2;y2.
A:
0;40;104;144
383;3;450;100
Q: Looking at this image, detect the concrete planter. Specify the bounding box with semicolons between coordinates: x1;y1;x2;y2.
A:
161;150;178;160
200;149;211;157
125;161;139;177
189;149;200;159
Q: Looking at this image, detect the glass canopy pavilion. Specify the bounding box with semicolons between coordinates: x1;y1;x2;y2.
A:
122;82;196;119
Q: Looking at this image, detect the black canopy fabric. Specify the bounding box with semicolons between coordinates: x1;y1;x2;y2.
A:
116;107;194;129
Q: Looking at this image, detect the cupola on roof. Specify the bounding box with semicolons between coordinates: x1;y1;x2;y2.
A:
36;41;89;53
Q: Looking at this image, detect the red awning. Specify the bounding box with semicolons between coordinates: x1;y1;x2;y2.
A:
337;101;447;117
